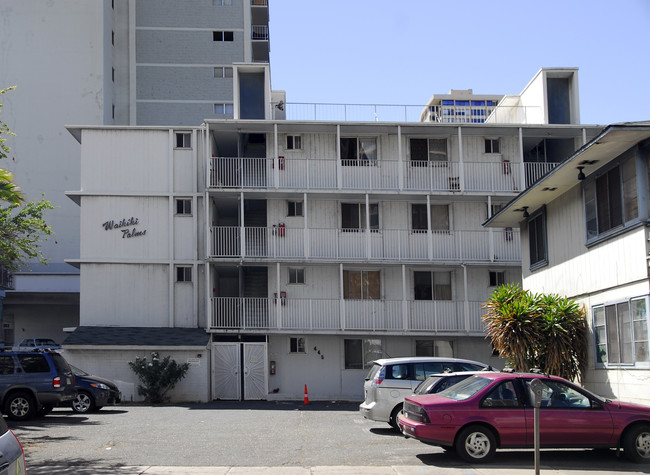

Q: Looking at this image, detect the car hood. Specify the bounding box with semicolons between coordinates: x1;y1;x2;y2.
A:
76;374;118;389
606;399;650;414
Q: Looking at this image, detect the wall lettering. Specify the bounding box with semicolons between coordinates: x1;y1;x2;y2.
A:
102;217;147;238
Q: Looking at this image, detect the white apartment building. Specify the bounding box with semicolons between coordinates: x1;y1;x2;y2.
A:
486;122;650;405
0;0;270;347
63;68;603;402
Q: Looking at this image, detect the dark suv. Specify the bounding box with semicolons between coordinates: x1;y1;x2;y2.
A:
0;349;76;420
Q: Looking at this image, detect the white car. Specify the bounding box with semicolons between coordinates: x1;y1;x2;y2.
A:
359;356;488;430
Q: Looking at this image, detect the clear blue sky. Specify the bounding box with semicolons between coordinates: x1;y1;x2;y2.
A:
268;0;650;125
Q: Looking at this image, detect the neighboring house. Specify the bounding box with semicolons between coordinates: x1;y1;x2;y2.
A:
64;67;603;402
0;0;272;349
485;121;650;405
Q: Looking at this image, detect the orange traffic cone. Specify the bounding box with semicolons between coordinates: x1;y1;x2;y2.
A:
304;384;310;405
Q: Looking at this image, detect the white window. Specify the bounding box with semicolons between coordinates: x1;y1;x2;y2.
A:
176;199;192;216
594;297;649;367
176;266;192;282
340;137;377;165
286;135;302;150
175;132;191;149
288;268;305;284
214;103;234;115
213;31;234;42
411;204;449;232
214;67;233;78
289;337;305;353
341;203;379;231
409;138;448;166
484;138;500;154
287;201;303;217
489;271;505;287
343;270;380;300
344;338;382;369
414;271;452;301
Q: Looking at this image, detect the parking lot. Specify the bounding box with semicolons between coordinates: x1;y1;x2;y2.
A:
7;401;650;474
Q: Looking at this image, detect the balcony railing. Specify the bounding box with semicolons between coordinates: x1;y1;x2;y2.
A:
209;226;520;262
209;297;486;334
271;102;543;124
209;156;558;193
252;25;269;40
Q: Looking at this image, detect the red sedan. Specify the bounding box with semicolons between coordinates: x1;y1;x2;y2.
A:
397;371;650;463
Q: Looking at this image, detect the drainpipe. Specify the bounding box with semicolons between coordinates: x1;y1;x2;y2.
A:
461;264;470;333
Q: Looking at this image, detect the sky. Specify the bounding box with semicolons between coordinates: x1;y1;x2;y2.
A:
268;0;650;126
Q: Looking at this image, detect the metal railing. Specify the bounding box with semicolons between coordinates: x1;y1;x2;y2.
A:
209;226;520;262
208;156;559;193
272;102;544;124
0;265;13;290
209;296;486;334
251;25;269;40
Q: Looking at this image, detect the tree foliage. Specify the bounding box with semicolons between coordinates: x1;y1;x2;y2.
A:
483;284;588;382
128;352;190;404
1;86;53;271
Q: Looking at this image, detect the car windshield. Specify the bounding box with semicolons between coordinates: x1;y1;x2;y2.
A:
35;339;58;346
436;375;492;401
365;363;381;381
50;353;72;374
414;376;444;395
70;365;89;377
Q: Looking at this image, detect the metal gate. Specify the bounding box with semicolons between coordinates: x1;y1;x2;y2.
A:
211;342;267;400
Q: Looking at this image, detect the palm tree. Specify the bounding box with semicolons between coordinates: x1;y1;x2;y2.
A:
0;168;23;204
483;284;588;381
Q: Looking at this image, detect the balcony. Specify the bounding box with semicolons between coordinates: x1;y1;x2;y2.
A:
209;156;558;193
209;226;520;263
209;297;486;334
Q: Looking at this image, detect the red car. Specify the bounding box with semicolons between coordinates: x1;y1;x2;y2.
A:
398;371;650;463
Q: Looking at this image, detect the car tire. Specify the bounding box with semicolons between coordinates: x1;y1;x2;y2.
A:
623;424;650;463
4;391;37;421
455;425;496;463
72;391;96;414
389;404;403;431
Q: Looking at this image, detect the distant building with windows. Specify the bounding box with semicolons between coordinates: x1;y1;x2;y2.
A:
63;67;603;403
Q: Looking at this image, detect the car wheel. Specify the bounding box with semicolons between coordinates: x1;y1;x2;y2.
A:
623;424;650;463
455;425;496;463
4;392;36;421
72;391;96;414
389;404;403;431
37;404;54;416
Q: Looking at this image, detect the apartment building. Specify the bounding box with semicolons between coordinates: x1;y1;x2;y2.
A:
0;0;271;346
485;122;650;405
63;68;603;402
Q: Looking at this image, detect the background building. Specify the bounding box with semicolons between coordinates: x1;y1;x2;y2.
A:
0;0;271;347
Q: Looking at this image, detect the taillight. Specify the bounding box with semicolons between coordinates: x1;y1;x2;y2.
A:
372;366;386;387
53;376;61;388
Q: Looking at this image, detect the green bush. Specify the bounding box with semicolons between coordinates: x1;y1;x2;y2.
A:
128;352;190;404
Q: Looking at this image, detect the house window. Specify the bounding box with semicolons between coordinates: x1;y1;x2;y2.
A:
484;138;500;154
528;207;547;269
343;270;380;300
594;296;649;367
413;271;452;301
214;67;233;78
416;340;454;357
213;31;234;41
287;201;303;217
409;138;447;166
344;338;382;369
584;155;638;242
411;204;449;232
341;203;379;231
176;266;192;282
340;137;377;165
175;132;191;149
489;271;506;287
175;199;192;215
288;268;305;284
286;135;302;150
289;337;305;353
214;103;234;115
